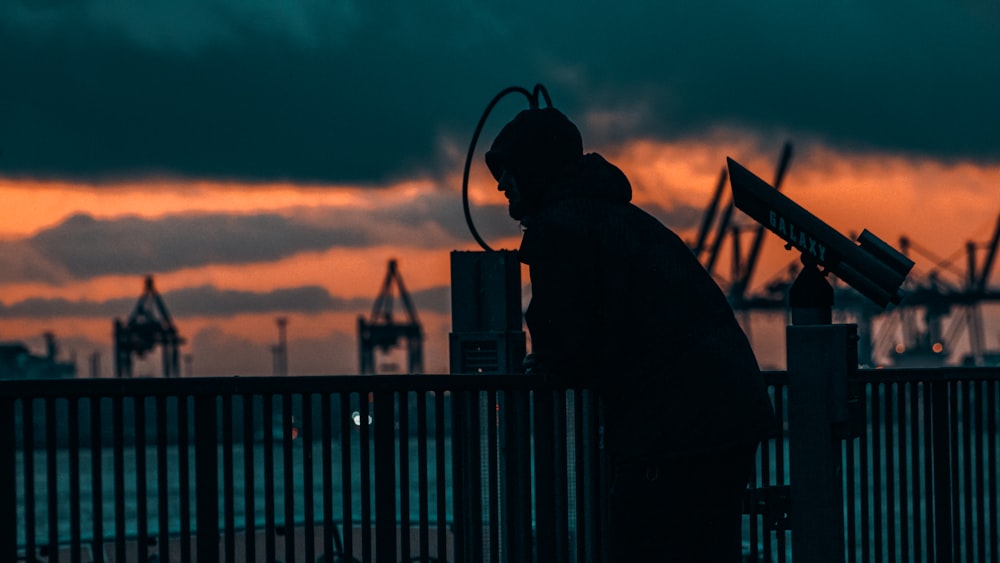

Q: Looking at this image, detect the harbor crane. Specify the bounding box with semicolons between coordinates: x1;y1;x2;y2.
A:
114;275;184;378
693;146;1000;366
357;259;424;374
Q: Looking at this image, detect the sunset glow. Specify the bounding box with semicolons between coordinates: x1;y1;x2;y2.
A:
1;136;997;375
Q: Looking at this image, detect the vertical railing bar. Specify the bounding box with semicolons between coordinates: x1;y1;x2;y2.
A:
897;382;909;563
962;381;974;561
487;389;500;563
585;391;608;562
573;390;586;562
303;393;316;563
282;393;296;563
872;382;884;563
910;382;923;562
136;396;149;563
974;380;986;563
988;380;998;563
178;395;192;562
399;391;412;563
0;397;14;563
90;398;103;561
859;382;871;563
923;380;937;562
534;388;556;563
360;394;373;563
949;380;961;563
322;393;334;561
776;384;787;563
222;394;235;562
757;387;770;559
503;388;532;563
242;395;256;563
24;399;37;561
931;379;953;563
450;390;467;563
340;393;354;561
156;395;170;563
194;394;220;563
68;397;81;563
417;391;430;562
46;397;59;563
885;382;896;562
749;447;759;562
435;391;448;563
373;391;398;563
554;389;569;563
263;394;276;562
845;415;856;563
869;383;885;563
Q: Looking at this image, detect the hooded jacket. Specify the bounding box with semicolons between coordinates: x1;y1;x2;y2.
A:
517;152;776;459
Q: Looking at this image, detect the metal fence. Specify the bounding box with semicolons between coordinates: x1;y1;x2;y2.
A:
748;367;1000;563
2;367;999;562
0;375;604;563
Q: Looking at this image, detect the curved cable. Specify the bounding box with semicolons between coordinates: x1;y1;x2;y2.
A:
532;83;552;108
462;84;551;251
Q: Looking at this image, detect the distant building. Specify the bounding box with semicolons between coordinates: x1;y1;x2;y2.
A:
0;333;77;379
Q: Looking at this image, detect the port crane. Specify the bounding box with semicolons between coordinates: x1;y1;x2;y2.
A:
357;259;424;374
113;275;184;377
693;146;1000;366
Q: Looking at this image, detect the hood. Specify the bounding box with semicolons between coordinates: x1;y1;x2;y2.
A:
543;152;633;206
485;107;583;187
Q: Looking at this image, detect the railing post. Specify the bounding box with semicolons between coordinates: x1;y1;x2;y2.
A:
194;394;220;561
502;390;532;562
930;380;953;562
0;397;15;562
373;390;398;563
533;388;556;563
786;262;852;563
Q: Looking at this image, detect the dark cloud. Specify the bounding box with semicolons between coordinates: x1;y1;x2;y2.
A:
20;212;369;280
0;283;403;319
1;199;521;281
1;1;997;185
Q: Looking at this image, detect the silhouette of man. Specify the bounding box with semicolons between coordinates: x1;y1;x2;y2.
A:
486;107;776;562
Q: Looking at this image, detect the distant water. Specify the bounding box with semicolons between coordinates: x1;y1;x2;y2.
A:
16;437;454;547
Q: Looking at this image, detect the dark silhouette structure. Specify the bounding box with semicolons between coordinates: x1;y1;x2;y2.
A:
357;259;424;374
486;107;775;562
0;332;76;379
113;275;184;378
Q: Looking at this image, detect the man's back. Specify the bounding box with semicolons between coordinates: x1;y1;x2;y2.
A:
519;153;774;459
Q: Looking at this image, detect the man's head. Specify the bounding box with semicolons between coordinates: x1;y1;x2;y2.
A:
485;107;583;219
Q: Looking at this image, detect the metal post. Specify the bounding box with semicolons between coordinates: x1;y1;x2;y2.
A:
0;397;15;562
786;262;853;563
194;394;220;561
373;391;398;563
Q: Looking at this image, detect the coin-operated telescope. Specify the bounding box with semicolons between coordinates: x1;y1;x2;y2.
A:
728;157;913;311
728;157;914;563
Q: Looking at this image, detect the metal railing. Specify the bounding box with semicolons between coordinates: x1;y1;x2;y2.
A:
2;367;999;562
0;375;604;563
748;367;1000;563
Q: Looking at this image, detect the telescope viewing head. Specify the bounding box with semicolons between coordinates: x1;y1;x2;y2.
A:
726;157;914;309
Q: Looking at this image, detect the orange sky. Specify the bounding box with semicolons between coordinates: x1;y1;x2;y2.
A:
1;138;998;375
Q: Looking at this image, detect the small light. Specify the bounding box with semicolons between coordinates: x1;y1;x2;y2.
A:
351;411;373;428
932;342;944;353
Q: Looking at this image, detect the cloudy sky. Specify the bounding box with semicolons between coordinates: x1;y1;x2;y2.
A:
1;0;998;375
